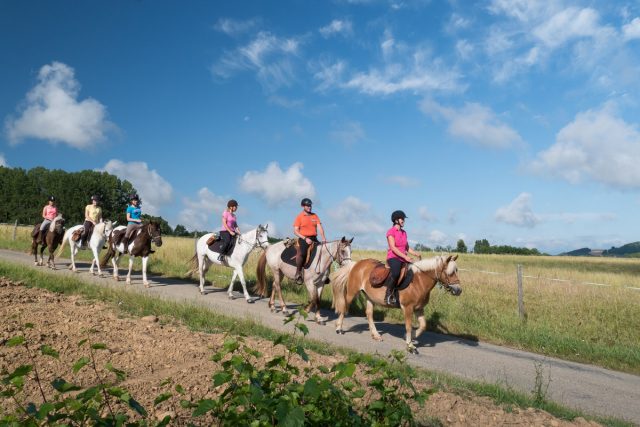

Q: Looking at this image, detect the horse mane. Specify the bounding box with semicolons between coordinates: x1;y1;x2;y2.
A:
50;214;64;231
411;255;458;275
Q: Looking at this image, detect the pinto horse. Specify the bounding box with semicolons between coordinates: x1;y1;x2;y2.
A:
57;220;115;276
186;225;270;300
30;215;65;269
255;237;353;324
331;255;462;353
100;222;163;287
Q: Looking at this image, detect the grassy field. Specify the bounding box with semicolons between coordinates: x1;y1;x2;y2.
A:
2;224;639;374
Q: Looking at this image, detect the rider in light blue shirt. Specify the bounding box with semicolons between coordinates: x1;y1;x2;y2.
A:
121;194;143;252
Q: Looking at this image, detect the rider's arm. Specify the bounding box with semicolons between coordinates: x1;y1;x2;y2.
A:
294;225;305;240
85;205;92;223
387;235;411;262
222;212;234;235
407;247;422;259
317;222;327;243
42;206;47;219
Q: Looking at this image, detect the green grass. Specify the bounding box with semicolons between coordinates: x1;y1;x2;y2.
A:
2;226;640;374
0;259;631;427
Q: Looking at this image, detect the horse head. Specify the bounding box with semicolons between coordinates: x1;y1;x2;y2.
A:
148;221;163;247
439;254;462;296
52;215;65;235
255;224;270;249
336;236;354;266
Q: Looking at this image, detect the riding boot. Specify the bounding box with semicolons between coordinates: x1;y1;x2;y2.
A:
38;230;46;244
384;275;398;306
294;249;304;284
217;253;225;262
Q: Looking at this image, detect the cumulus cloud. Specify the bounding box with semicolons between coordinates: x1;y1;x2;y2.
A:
0;153;7;167
178;188;227;231
495;192;540;228
383;175;420;188
531;105;640;189
329;121;365;146
212;31;301;91
319;19;353;38
5;62;114;149
420;99;523;148
622;17;640;40
327;196;385;237
239;162;315;206
101;159;173;216
532;7;604;49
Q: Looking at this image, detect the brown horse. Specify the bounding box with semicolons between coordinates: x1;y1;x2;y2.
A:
30;215;65;268
331;255;461;353
100;222;163;287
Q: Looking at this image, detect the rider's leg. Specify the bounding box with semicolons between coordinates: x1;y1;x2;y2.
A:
218;231;230;261
385;258;403;305
39;220;51;243
80;220;92;246
295;237;307;284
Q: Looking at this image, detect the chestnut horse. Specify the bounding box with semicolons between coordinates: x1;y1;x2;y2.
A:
30;215;65;269
331;255;461;353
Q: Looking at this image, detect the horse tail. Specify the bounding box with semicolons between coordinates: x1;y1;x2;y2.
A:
100;242;114;268
56;229;71;257
185;253;199;278
254;251;269;297
331;261;356;313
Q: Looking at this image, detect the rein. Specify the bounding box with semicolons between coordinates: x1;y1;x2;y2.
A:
314;240;350;274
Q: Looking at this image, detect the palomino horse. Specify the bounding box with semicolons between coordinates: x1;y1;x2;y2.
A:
100;222;163;287
255;237;353;324
30;215;65;269
57;220;115;276
331;255;462;353
187;225;270;300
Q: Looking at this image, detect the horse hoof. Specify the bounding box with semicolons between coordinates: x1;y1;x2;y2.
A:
228;294;235;300
245;298;255;304
373;335;383;342
144;283;150;288
335;329;344;335
407;346;419;355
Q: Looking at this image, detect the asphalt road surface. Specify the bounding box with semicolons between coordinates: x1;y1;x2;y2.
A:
1;248;638;425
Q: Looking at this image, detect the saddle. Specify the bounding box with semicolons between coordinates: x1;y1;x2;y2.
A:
206;232;219;247
208;235;237;255
280;240;317;268
72;228;83;242
369;260;413;290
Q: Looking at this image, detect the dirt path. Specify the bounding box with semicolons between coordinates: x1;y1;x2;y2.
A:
1;278;603;426
1;249;639;425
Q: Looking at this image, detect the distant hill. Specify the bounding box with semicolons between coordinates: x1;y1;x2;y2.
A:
559;242;640;257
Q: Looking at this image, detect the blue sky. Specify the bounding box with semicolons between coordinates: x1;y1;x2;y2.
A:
2;0;640;254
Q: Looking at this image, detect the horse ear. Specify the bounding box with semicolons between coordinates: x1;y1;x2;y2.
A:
341;236;346;242
265;224;268;229
445;255;453;263
452;254;458;261
349;237;354;244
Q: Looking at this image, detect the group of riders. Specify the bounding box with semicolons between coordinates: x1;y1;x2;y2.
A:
40;194;420;306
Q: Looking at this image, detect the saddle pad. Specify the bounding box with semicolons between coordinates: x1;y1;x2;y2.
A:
280;243;318;268
72;229;83;241
208;236;237;254
205;233;219;246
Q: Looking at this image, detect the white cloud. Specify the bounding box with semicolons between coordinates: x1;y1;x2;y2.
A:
532;7;603;49
384;175;420;188
418;206;435;221
214;18;258;36
427;230;448;246
5;62;113;149
531;105;640;189
0;153;7;167
488;0;551;23
312;60;347;92
447;13;471;32
381;29;395;59
212;31;301;91
239;162;315;206
495;192;540;228
101;159;174;216
327;196;385;237
319;19;353;38
329;121;365;146
178;188;227;231
622;17;640;40
455;39;473;60
420;99;522;149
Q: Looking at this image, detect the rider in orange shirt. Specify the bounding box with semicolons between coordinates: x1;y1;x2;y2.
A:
293;198;327;284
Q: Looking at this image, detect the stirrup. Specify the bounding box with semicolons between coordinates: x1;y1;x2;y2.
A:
218;254;225;262
295;273;303;284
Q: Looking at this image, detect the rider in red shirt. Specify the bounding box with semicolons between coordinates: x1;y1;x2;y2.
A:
293;198;327;284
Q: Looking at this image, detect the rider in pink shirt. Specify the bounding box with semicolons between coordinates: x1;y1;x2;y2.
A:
39;196;58;241
218;199;240;261
385;210;422;306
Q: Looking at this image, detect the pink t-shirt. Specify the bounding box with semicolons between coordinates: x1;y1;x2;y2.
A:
221;210;237;232
43;205;58;220
386;226;408;260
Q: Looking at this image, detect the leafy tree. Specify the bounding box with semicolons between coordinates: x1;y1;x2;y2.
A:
456;239;467;253
414;243;432;252
173;224;190;237
474;239;491;254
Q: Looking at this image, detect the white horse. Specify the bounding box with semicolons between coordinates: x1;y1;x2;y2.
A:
187;225;270;300
58;220;115;276
255;237;353;324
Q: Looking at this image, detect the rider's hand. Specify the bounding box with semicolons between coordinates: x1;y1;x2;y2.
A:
305;237;311;244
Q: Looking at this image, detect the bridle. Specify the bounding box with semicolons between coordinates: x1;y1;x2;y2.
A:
236;227;269;251
146;224;162;245
434;257;458;293
315;240;351;274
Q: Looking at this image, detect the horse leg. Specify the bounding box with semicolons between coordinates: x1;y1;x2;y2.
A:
403;306;418;354
226;270;238;299
366;300;383;341
112;252;120;281
92;246;102;277
198;255;207;294
273;271;288;315
414;307;428;343
48;248;56;270
125;256;134;285
310;282;327;325
39;245;46;267
234;268;253;303
142;256;149;287
32;241;38;265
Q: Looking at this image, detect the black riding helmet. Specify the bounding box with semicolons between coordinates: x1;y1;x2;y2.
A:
391;210;407;223
227;199;238;208
130;193;140;201
301;198;313;207
91;194;100;202
48;196;56;202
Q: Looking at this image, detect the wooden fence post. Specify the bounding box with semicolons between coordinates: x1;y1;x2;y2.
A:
517;264;526;320
12;220;18;241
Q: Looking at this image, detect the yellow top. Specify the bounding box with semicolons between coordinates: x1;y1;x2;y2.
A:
85;204;102;223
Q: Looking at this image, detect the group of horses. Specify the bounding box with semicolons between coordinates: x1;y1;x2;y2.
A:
31;217;462;353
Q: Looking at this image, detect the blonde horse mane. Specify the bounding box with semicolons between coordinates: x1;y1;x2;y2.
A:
411;255;457;275
49;214;64;231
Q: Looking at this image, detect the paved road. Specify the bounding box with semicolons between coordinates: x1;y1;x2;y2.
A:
1;249;639;425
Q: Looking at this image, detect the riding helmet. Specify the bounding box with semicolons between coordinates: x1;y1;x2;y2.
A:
48;196;56;202
301;198;313;207
91;194;100;202
391;210;407;223
227;199;238;208
130;193;140;201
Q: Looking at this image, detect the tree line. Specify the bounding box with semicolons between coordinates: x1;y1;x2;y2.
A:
415;238;545;255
